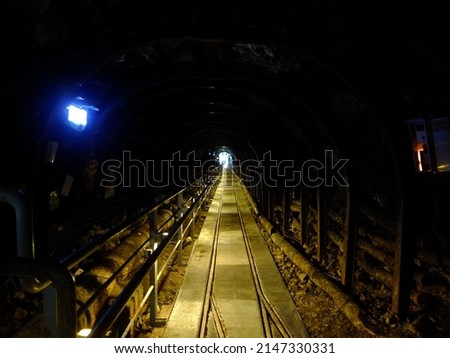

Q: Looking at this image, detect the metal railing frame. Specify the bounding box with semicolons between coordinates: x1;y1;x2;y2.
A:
0;172;219;337
89;176;219;337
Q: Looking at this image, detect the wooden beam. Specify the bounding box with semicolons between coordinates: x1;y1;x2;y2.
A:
300;186;308;245
266;186;273;220
341;185;359;288
391;193;409;318
282;189;290;233
316;188;327;262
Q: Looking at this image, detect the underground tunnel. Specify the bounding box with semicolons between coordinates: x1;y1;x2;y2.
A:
1;1;450;338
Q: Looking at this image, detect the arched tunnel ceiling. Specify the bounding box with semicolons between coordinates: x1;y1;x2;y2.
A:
1;1;449;192
1;2;450;339
40;37;399;191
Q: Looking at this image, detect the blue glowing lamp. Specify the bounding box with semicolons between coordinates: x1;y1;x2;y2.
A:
66;100;99;131
67;104;88;131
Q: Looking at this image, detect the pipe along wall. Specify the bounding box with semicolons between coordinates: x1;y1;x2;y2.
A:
75;208;175;335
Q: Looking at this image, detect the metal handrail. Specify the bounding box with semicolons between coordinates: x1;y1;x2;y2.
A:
89;181;217;337
74;177;215;335
0;172;218;337
76;236;150;318
61;177;207;270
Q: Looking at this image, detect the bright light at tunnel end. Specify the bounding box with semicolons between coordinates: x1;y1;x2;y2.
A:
219;151;232;168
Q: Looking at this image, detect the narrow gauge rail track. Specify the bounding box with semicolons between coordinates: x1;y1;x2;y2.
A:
198;171;298;338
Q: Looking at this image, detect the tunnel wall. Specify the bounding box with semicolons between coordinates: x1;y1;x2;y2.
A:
242;174;450;337
2;1;450;337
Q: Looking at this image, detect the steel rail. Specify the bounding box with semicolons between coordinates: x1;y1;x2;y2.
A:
233;173;294;338
198;175;224;338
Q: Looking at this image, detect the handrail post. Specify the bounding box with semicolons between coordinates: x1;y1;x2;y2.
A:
148;209;160;327
149;241;159;327
177;192;185;267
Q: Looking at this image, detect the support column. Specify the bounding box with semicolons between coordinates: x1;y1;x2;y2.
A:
148;210;163;327
149;242;158;327
391;185;410;318
300;186;308;245
316;188;327;262
177;192;185;267
341;184;358;288
282;189;290;233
